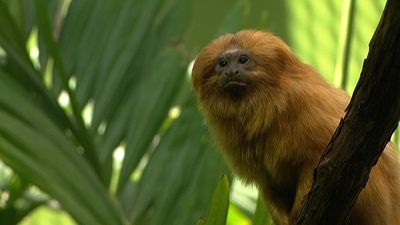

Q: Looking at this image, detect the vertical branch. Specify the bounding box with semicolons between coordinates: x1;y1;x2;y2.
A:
296;0;400;224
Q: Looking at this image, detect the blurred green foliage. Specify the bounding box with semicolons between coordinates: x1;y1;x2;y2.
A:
0;0;390;225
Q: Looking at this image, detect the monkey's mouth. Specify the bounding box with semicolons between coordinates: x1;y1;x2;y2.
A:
222;80;248;93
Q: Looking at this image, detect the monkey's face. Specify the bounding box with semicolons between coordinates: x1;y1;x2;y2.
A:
214;48;255;97
192;30;300;120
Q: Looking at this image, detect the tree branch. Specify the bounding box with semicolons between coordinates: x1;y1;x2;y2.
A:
295;0;400;224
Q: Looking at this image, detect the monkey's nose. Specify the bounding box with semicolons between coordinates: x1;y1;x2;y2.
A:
225;70;240;78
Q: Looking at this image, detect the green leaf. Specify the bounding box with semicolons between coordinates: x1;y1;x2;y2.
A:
252;196;273;225
204;174;230;225
34;0;103;178
0;72;126;225
0;2;75;138
6;175;29;205
124;94;227;225
90;0;163;129
0;119;125;225
61;0;133;103
117;48;186;192
1;0;35;41
0;1;27;56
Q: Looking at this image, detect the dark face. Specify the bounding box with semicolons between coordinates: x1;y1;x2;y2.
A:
215;48;256;97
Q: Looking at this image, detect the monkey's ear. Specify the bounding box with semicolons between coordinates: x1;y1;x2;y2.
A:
192;52;217;82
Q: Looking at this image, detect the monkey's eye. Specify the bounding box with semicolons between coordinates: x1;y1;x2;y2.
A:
218;59;228;67
238;55;249;64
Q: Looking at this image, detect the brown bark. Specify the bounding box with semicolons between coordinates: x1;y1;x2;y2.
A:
295;0;400;224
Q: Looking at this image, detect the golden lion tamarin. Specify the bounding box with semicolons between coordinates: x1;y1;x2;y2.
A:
192;30;400;225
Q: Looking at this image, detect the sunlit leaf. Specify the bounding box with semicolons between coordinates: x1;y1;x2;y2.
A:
0;71;125;225
117;48;187;192
252;196;273;225
127;94;227;225
204;174;230;225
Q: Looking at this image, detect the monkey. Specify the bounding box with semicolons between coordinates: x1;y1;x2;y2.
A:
192;30;400;225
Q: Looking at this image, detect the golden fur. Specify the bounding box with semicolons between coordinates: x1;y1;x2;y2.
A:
192;30;400;225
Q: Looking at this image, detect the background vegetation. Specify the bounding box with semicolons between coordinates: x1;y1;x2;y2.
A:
0;0;392;224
